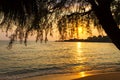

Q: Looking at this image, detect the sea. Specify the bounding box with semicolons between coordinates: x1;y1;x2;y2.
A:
0;41;119;80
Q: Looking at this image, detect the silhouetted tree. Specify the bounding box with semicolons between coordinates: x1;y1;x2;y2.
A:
56;0;120;49
87;0;120;49
0;0;119;50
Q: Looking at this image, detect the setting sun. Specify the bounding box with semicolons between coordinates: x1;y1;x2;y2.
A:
78;27;83;34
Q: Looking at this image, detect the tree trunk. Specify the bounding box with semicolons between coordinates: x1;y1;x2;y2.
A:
90;1;120;50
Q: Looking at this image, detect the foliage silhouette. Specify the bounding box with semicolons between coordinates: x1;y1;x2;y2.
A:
0;0;120;50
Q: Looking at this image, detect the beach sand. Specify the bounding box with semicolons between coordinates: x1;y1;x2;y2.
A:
20;72;120;80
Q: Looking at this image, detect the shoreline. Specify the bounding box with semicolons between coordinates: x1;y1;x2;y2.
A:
56;41;112;43
20;71;120;80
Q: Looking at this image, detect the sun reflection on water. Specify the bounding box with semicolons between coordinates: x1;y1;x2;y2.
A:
77;42;83;53
79;72;86;77
77;42;81;49
78;71;93;78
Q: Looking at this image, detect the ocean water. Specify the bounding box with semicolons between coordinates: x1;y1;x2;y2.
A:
0;41;119;80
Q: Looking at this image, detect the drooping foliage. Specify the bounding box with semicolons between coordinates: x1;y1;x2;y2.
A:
0;0;52;48
0;0;119;49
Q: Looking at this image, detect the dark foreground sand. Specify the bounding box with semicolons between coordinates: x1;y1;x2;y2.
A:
21;72;120;80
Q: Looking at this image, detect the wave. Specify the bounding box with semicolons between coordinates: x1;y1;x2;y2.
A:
0;63;85;80
0;66;68;80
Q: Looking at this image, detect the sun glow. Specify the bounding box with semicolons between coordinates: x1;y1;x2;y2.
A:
78;27;83;34
77;26;87;39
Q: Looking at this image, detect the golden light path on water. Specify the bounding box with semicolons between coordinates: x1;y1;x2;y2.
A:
76;42;107;78
76;42;85;64
77;43;85;77
76;42;93;78
77;42;82;52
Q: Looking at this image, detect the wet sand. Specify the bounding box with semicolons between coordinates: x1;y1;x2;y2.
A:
20;72;120;80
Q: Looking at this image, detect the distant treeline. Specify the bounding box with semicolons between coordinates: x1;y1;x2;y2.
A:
57;36;112;42
85;36;112;42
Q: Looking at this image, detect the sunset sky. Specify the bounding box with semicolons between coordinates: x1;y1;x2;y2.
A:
0;27;106;41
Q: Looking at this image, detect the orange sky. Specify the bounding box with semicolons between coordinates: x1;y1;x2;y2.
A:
0;27;106;41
